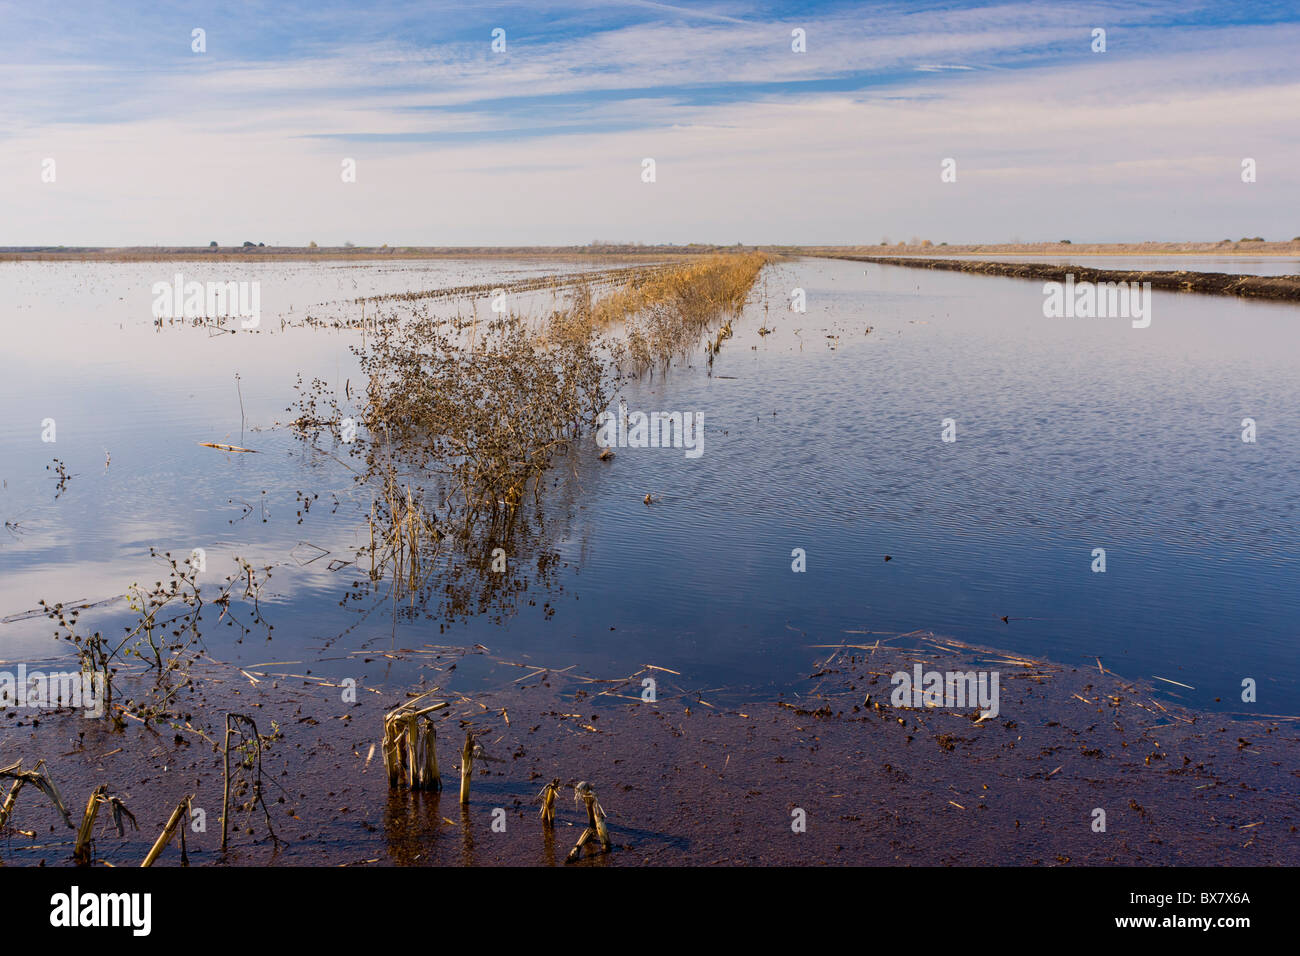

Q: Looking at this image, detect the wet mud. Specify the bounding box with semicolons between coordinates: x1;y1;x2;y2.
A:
3;636;1294;867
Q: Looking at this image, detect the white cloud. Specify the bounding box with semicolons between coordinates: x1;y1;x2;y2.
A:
1;6;1296;243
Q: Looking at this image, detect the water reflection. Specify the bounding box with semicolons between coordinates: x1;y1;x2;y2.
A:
2;255;1299;719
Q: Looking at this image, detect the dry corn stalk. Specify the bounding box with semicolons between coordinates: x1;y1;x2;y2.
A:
459;731;475;804
0;779;22;830
565;781;611;863
0;759;74;830
382;696;447;790
142;795;193;867
73;785;106;865
537;778;561;828
72;784;136;866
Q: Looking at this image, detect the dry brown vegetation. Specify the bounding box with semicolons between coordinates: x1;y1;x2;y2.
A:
289;252;767;601
363;311;609;533
589;253;767;373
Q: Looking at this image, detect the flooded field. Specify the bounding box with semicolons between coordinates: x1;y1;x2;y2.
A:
2;254;1297;865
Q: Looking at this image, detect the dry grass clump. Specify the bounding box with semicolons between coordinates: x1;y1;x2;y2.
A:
360;312;608;534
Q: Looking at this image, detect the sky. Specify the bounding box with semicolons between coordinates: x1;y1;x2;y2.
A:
1;0;1298;246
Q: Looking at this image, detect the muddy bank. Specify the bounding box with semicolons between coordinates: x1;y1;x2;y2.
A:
790;240;1300;257
2;636;1295;866
828;255;1300;302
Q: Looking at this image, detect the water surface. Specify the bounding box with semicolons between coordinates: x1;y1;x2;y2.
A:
2;255;1296;716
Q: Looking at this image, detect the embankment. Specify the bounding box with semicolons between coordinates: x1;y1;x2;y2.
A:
829;255;1300;303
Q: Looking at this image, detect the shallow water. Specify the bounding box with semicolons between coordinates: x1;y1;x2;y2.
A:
1;255;1297;716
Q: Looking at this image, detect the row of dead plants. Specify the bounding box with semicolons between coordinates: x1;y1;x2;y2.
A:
589;252;768;373
288;253;767;604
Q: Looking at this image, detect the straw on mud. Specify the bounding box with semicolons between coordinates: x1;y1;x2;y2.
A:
106;793;138;840
566;827;593;862
418;715;439;786
383;713;401;788
142;795;193;867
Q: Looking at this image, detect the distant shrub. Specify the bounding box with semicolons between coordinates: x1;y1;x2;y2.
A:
242;241;255;247
308;241;318;248
1239;236;1264;242
209;241;218;248
1059;239;1072;244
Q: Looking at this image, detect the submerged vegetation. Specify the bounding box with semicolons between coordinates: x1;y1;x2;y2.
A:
364;310;608;532
289;252;768;603
593;252;766;373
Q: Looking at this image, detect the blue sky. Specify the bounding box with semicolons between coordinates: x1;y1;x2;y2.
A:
2;0;1299;245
